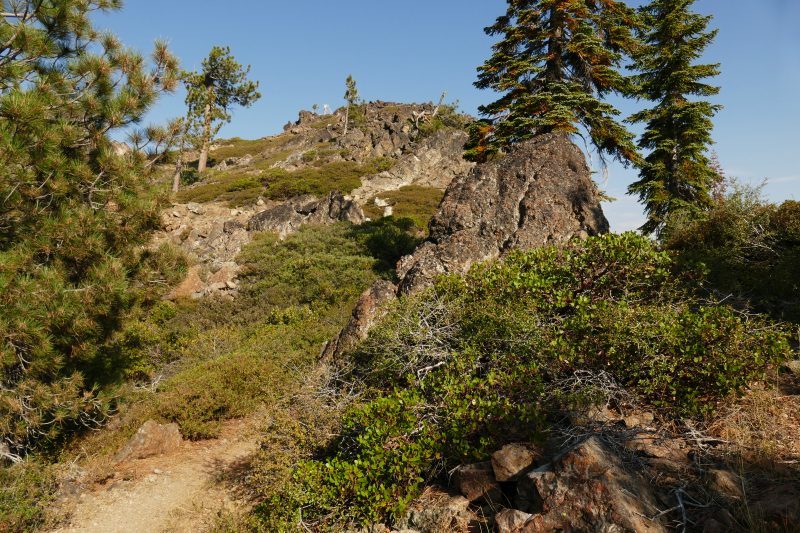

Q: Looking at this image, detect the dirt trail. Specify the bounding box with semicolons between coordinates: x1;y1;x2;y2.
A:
51;419;258;533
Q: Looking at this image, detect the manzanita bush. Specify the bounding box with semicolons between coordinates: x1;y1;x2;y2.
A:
257;232;791;531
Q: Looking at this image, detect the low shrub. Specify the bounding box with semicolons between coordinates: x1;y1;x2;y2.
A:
264;161;372;201
0;461;58;533
301;150;317;163
665;181;800;325
255;233;792;530
238;220;420;308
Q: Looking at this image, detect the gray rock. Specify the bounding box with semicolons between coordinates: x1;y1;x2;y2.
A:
495;509;534;533
321;280;397;361
247;203;305;237
187;202;205;215
247;190;365;238
397;132;609;295
349;129;475;202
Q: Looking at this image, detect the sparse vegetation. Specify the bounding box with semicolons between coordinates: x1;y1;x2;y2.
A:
363;185;445;230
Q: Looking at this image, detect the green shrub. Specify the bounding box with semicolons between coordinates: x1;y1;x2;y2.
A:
256;233;791;530
238;221;420;308
227;177;261;192
154;317;330;439
264;161;372;201
665;182;800;325
180;169;201;186
302;150;317;163
0;462;58;533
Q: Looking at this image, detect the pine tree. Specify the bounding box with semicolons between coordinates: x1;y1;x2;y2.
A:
465;0;641;164
185;47;261;174
0;0;183;459
626;0;721;235
342;74;359;137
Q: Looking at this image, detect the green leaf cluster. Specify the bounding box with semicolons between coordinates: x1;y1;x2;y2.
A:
0;0;184;456
465;0;641;164
626;0;722;235
256;233;791;530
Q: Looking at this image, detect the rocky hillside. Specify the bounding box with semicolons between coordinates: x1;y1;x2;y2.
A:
151;101;474;299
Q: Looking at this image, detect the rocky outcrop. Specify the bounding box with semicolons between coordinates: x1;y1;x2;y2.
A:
156;202;260;266
510;437;667;532
348;129;475;203
247;190;365;238
321;280;397;361
112;420;182;463
397;132;609;294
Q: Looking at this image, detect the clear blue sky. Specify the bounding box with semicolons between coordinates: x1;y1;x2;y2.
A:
100;0;799;232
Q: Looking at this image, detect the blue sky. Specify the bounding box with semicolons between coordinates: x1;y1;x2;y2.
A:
101;0;799;232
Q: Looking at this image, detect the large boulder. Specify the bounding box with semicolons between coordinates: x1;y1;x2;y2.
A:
247;190;365;238
396;132;609;295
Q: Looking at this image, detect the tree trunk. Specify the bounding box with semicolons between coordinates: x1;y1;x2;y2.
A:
171;134;186;194
343;101;350;137
432;92;447;120
198;96;212;173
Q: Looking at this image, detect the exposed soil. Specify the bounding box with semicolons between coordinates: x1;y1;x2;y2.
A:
50;418;257;533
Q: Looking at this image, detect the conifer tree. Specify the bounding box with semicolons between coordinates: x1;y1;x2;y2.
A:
185;47;261;174
465;0;641;164
0;0;182;459
342;74;359;137
626;0;721;235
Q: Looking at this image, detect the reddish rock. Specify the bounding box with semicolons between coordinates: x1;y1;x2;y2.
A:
492;443;542;482
404;490;472;533
708;469;743;499
207;263;239;291
321;280;397;361
453;462;503;504
112;420;182;463
162;267;207;301
514;437;668;533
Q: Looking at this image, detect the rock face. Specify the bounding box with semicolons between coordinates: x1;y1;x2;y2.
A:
453;462;503;504
348;129;475;203
112;420;182;463
492;443;542;482
397;132;609;295
510;437;667;533
321;280;397;361
247;190;365;238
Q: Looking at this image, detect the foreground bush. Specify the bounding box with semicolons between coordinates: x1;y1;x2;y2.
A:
255;232;791;531
0;1;184;459
0;461;58;532
664;181;800;325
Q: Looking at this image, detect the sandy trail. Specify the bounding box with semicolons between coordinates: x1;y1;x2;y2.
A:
51;419;257;533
